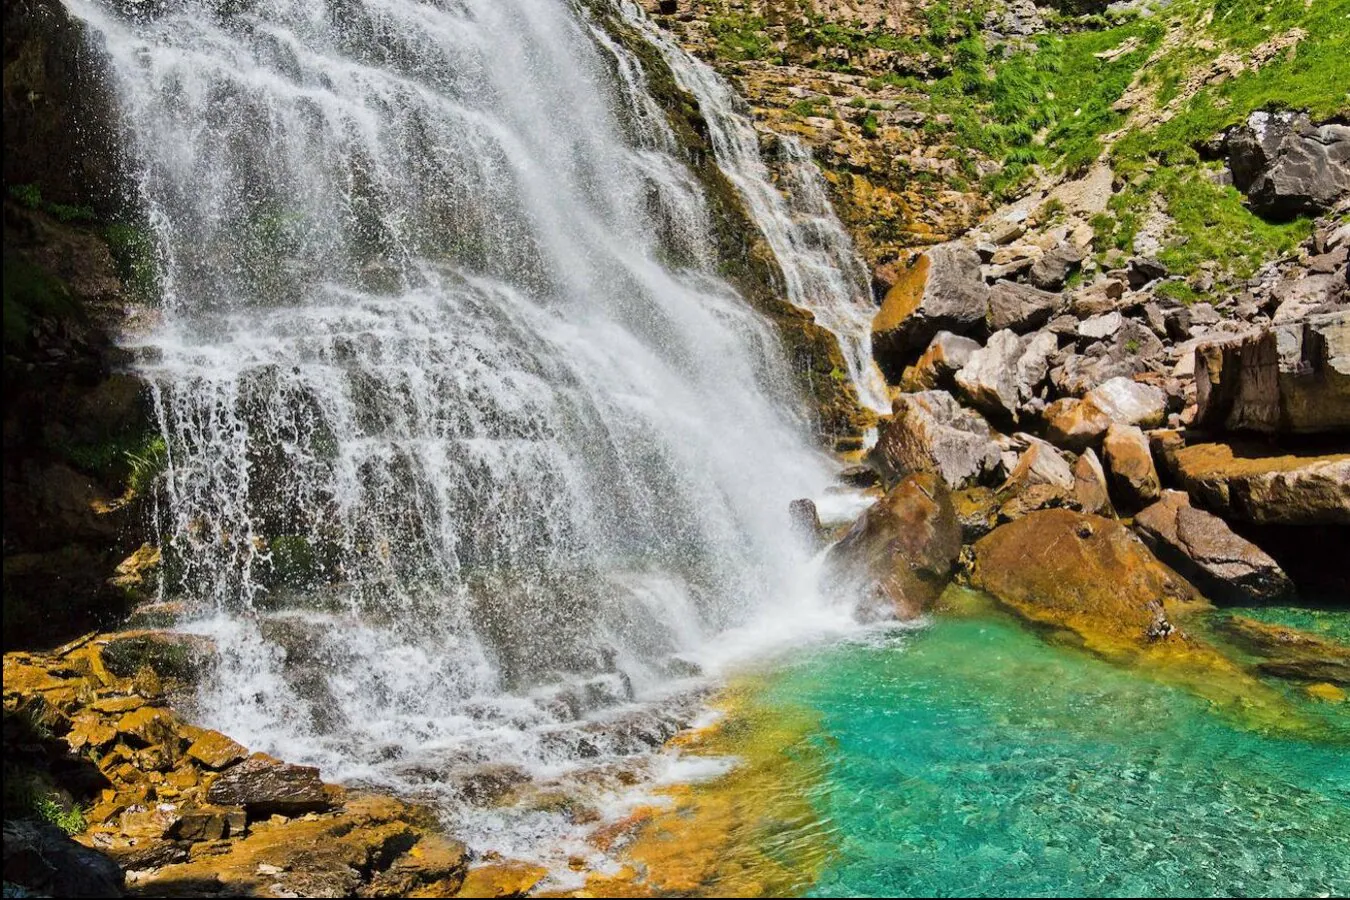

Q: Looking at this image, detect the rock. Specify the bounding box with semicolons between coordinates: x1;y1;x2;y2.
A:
455;862;549;899
872;244;989;379
1126;257;1168;289
2;820;124;898
1102;423;1161;510
951;487;1000;542
1001;436;1076;494
954;329;1056;422
1084;376;1168;428
987;280;1065;333
1052;321;1166;396
838;464;880;489
1028;241;1084;291
969;509;1204;654
187;729;249;769
869;391;1001;489
1069;279;1128;317
205;753;333;817
1079;311;1124;342
116;705;177;747
169;804;249;842
899;330;981;391
1214;616;1350;687
100;631;213;682
1157;438;1350;525
1270;271;1346;324
1042;396;1112;451
1226;111;1350;220
1194;312;1350;434
1135;492;1294;605
1072;448;1114;516
826;473;963;619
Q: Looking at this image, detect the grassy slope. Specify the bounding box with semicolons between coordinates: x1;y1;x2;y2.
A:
695;0;1350;287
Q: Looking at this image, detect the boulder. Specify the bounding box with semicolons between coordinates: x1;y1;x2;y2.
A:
186;729;249;770
1194;312;1350;434
969;509;1204;654
1214;616;1350;687
1072;448;1114;516
1052;321;1165;395
1079;311;1124;342
1043;397;1111;451
2;820;124;898
868;391;1001;489
987;279;1065;333
205;752;333;817
1002;436;1076;494
1156;438;1350;525
899;330;981;391
1028;241;1084;291
1135;491;1294;604
1126;257;1167;289
872;244;989;379
838;464;880;489
826;473;963;619
1102;423;1161;510
1084;376;1168;428
954;329;1056;422
1069;279;1128;317
1225;111;1350;220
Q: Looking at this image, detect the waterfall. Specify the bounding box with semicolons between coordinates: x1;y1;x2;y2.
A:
65;0;877;864
617;3;891;414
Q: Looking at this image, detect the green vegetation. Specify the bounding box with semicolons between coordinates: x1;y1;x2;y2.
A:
33;795;88;835
3;253;81;350
8;182;96;224
104;222;161;305
60;429;166;498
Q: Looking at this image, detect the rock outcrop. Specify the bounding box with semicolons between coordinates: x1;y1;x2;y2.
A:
1155;437;1350;525
2;635;469;897
1102;423;1160;511
1225;111;1350;220
1135;491;1295;605
1194;312;1350;434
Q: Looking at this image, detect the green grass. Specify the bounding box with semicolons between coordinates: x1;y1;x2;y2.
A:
33;796;88;835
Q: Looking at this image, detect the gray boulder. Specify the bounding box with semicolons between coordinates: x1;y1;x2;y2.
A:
1028;241;1085;291
869;390;1001;490
987;279;1065;332
1226;111;1350;220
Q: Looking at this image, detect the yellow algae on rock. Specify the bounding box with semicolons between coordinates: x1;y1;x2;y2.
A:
576;678;833;898
455;861;548;898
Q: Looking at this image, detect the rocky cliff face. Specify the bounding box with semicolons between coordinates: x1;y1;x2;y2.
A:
3;0;155;649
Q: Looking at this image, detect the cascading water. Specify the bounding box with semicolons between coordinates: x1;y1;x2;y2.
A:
619;3;891;414
66;0;879;869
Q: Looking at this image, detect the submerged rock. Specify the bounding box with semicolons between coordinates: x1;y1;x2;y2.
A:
969;509;1207;656
869;391;1001;490
827;472;962;619
1135;492;1295;605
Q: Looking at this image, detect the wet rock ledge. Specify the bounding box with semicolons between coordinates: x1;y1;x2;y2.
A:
2;632;469;898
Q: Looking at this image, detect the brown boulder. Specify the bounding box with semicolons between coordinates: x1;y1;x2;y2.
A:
1157;439;1350;525
1071;449;1113;516
827;473;963;619
1135;491;1294;605
1102;423;1161;510
186;729;249;770
205;752;333;817
899;331;980;391
969;509;1206;656
1043;396;1112;452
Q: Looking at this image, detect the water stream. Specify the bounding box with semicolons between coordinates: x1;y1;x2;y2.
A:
67;0;880;870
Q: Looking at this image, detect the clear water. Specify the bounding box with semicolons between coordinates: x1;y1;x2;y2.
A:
701;613;1350;898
